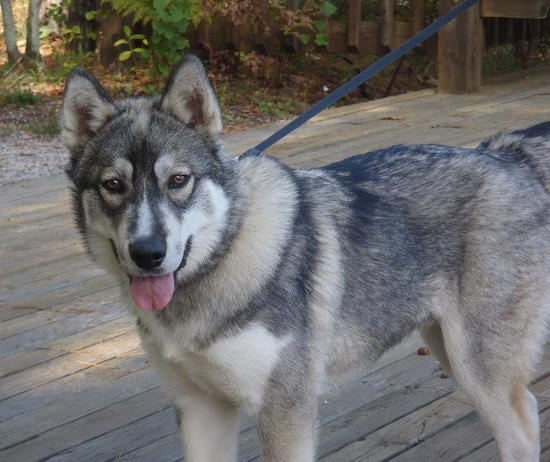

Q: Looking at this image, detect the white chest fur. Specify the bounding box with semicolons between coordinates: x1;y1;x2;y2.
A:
144;319;291;413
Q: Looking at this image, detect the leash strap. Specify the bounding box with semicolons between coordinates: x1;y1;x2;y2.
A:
241;0;480;158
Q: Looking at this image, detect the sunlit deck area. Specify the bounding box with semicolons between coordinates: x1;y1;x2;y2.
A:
2;67;550;461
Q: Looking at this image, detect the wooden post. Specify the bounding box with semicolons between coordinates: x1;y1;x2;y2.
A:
348;0;362;49
411;0;425;34
437;0;483;93
380;0;394;49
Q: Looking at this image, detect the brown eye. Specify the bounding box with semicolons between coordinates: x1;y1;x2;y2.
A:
102;178;124;193
168;173;189;189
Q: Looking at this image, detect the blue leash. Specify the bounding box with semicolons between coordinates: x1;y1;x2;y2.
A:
241;0;480;158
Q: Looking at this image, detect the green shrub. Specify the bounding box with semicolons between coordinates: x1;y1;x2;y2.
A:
108;0;202;76
1;90;40;107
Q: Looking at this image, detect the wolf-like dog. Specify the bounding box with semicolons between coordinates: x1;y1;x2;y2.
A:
61;55;550;461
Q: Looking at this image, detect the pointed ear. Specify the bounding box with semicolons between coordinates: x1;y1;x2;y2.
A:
60;68;117;152
160;55;222;138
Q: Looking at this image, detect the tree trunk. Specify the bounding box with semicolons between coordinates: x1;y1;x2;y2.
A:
0;0;23;63
25;0;41;60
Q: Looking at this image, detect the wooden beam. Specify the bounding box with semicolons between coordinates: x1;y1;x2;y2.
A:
437;0;482;94
480;0;550;19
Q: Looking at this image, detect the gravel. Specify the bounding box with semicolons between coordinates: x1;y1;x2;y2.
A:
0;133;69;185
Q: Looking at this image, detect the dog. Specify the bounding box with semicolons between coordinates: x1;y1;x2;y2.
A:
60;55;550;461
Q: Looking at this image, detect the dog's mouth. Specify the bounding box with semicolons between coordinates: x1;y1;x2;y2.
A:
125;238;192;312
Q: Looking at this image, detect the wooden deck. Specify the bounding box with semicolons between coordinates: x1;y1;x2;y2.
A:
2;67;550;461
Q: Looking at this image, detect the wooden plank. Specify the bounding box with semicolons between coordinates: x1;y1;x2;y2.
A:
0;286;121;359
1;214;74;243
45;407;178;462
316;373;454;459
0;306;37;322
36;337;432;462
0;174;67;207
270;88;550;167
464;407;550;461
437;0;482;93
3;241;84;279
2;251;99;289
2;229;80;263
0;331;140;401
0;202;69;228
0;387;173;462
0;315;132;378
321;352;550;462
4;266;110;306
480;0;550;19
0;351;154;449
390;377;550;461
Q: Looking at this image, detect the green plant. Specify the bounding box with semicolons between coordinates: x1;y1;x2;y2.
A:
1;89;40;107
108;0;202;76
114;25;150;64
311;1;338;46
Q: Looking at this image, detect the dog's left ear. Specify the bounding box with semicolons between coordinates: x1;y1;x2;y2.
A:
160;55;222;138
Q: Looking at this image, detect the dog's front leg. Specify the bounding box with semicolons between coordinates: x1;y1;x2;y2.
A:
255;399;318;462
174;391;240;462
137;327;240;462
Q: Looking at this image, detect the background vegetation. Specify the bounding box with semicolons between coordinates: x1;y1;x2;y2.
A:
1;0;549;137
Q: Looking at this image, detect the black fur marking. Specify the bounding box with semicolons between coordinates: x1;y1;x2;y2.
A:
176;237;193;274
110;239;120;263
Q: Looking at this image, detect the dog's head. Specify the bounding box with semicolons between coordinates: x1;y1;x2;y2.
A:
61;56;234;311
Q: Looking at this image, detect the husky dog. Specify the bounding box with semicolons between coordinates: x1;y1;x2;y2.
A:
61;55;549;461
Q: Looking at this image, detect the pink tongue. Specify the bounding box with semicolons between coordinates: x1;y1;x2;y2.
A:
130;274;175;310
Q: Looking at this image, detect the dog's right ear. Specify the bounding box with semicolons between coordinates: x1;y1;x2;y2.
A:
60;68;117;152
160;55;222;138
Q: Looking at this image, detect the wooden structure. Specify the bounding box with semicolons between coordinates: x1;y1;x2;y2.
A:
437;0;550;93
437;0;483;94
1;68;550;461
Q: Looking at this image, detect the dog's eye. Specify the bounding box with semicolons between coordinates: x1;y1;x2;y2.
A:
102;178;124;194
168;173;189;189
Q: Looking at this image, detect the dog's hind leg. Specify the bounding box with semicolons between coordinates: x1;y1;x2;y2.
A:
438;307;543;462
419;321;452;375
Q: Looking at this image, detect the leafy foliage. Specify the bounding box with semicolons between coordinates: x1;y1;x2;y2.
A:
114;25;150;64
108;0;202;76
201;0;338;49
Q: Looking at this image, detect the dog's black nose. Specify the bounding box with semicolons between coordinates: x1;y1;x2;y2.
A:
129;236;166;270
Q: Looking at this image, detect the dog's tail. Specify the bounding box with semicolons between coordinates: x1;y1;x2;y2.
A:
479;122;550;192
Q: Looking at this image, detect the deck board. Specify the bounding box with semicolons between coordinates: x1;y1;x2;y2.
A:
1;67;550;461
